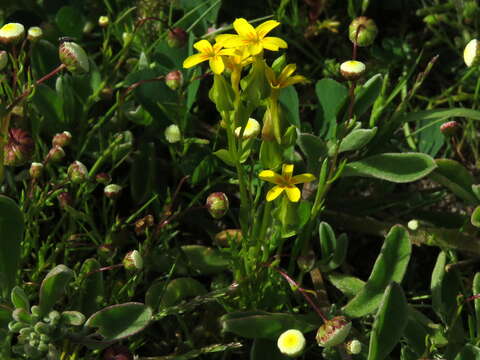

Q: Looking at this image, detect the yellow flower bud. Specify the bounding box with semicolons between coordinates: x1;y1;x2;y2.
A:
464;39;480;67
277;329;306;358
0;23;25;44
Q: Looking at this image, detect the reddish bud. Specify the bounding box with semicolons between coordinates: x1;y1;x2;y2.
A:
4;128;34;167
167;27;187;48
206;192;229;219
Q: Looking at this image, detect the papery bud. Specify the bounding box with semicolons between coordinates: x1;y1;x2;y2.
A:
57;191;72;208
95;172;111;184
59;41;90;73
4;128;34;166
345;339;362;355
165;70;184;90
215;229;243;247
52;131;72;147
135;214;154;235
123;250;143;271
164;124;181;143
349;17;377;47
235;118;261;139
340;60;365;80
29;162;43;179
68;161;88;184
0;50;8;71
104;184;122;199
316;316;352;347
46;146;65;163
98;16;110;28
27;26;42;41
206;192;229;219
440;120;459;137
464;39;480;67
167;27;187;48
0;23;25;44
277;329;306;358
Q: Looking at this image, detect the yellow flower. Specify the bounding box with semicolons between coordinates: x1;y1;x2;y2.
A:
183;39;235;74
259;164;315;202
265;63;308;89
221;18;287;56
277;329;306;358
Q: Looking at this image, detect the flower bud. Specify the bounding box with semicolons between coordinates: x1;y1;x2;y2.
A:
123;250;143;271
440;120;459;137
29;162;44;179
68;161;88;184
27;26;43;41
0;50;8;71
135;214;154;235
407;219;419;231
316;316;352;347
52;131;72;147
215;229;243;247
464;39;480;67
4;128;34;167
349;17;377;47
345;339;362;355
95;172;112;184
122;32;133;45
235;118;261;139
165;70;184;90
59;41;90;73
340;60;366;80
57;191;72;208
167;27;187;48
104;184;122;199
206;192;229;219
277;329;306;358
98;16;110;28
46;146;65;163
164;124;181;143
0;23;25;44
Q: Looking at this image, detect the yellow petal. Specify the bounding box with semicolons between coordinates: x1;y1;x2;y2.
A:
209;56;224;74
285;186;301;202
266;185;285;201
291;173;316;185
233;18;256;38
193;39;213;54
215;34;236;45
278;64;297;84
261;36;288;51
282;164;294;180
259;170;283;184
255;20;280;39
183;53;209;68
248;42;263;56
223;35;249;48
282;75;309;88
265;66;276;86
218;48;237;56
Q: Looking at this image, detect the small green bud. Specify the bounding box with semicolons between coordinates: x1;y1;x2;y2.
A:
12;308;32;323
4;128;34;167
277;329;306;358
59;41;90;73
95;172;112;184
98;16;110;28
340;60;366;80
104;184;122;199
206;192;229;219
31;305;41;317
27;26;43;41
165;70;184;90
29;162;44;179
48;310;60;325
123;250;143;271
122;32;133;45
68;161;88;184
60;311;85;326
349;17;377;47
316;316;352;347
0;50;8;71
46;145;65;163
8;320;27;332
0;23;25;44
167;27;187;48
52;131;72;147
464;39;480;67
164;124;181;143
38;342;49;353
345;339;362;354
34;322;51;335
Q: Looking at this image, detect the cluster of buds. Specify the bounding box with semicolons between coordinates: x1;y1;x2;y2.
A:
135;214;155;235
44;131;71;164
206;192;229;219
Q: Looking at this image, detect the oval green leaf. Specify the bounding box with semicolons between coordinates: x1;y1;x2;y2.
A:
11;286;29;311
339;127;377;153
471;206;480;228
39;265;74;316
159;277;206;309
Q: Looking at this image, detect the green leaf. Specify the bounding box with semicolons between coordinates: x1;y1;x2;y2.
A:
404;307;435;356
220;311;318;339
279;86;300;127
343;225;411;318
145;278;166;311
297;133;327;173
85;302;152;341
339;127;377;153
39;265;74;316
209;74;235;111
0;196;24;300
353;74;382;118
260;141;283;170
315;78;348;137
251;338;289;360
471;206;480;228
454;344;480;360
367;282;408;360
130;142;157;204
56;6;85;38
213;149;235;167
61;311;86;326
327;273;365;298
342;152;437;183
11;286;29;311
319;222;336;262
160;277;207;308
180;245;229;275
31;84;63;135
78;258;104;316
474;273;480;337
401;108;480;123
429;159;477;204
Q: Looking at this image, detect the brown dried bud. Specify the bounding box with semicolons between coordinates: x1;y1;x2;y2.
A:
29;162;44;179
59;41;90;73
123;250;143;271
46;146;65;163
95;172;112;184
135;215;155;235
206;192;229;219
215;229;243;247
52;131;72;147
57;191;72;209
68;161;88;184
4;128;34;167
104;184;122;199
165;70;184;90
167;27;187;48
440;121;459;137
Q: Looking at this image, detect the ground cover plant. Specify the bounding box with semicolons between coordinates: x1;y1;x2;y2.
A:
3;0;480;359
